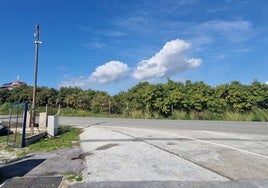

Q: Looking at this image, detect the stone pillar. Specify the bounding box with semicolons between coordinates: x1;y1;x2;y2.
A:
39;112;47;127
47;115;59;137
39;112;47;132
26;111;31;127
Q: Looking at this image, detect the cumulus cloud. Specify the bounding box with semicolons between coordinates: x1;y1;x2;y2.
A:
132;39;201;80
265;81;268;85
89;61;129;83
59;61;129;88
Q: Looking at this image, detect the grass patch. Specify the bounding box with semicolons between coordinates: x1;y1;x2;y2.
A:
0;103;10;115
64;172;83;182
28;126;81;152
0;135;7;144
0;126;81;151
0;134;22;150
0;126;82;161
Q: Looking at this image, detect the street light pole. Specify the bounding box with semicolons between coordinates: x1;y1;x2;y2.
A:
31;24;42;135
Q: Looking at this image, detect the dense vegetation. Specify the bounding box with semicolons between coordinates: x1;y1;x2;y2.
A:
0;79;268;121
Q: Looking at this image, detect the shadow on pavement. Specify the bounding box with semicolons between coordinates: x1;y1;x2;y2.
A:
0;159;45;183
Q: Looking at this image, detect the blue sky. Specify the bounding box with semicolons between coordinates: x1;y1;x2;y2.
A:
1;0;268;95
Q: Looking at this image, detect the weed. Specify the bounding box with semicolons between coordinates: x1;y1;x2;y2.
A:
64;173;83;182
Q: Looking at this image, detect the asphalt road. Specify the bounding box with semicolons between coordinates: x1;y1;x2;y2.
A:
59;117;268;135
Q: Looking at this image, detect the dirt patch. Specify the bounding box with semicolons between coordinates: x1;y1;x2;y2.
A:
0;150;19;165
167;142;177;145
95;144;118;151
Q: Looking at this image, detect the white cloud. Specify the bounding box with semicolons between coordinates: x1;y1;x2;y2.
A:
132;39;201;80
89;61;129;83
197;20;252;43
59;61;129;88
265;81;268;85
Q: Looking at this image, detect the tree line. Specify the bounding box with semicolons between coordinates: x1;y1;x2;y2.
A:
0;79;268;119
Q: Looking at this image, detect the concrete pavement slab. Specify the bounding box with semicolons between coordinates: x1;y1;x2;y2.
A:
72;180;268;188
109;126;268;180
51;117;268;187
79;127;228;182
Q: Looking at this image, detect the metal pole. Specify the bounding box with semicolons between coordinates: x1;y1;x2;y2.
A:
21;102;28;147
31;24;42;135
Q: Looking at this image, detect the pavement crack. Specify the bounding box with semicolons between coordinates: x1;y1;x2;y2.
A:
71;152;92;160
95;143;118;151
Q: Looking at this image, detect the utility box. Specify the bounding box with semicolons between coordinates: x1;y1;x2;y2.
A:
47;115;59;137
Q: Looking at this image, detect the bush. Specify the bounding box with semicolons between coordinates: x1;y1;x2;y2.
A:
130;110;144;119
0;103;10;115
252;108;268;121
170;111;190;120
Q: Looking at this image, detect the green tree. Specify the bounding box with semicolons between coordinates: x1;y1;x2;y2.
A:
182;81;212;112
58;87;83;109
166;79;184;112
113;91;129;114
79;89;96;110
7;86;32;103
250;80;268;109
150;83;171;116
37;87;58;107
91;91;112;113
127;82;152;113
225;81;253;112
210;84;228;113
0;89;10;105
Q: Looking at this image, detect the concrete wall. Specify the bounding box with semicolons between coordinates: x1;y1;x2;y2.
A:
25;132;47;146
